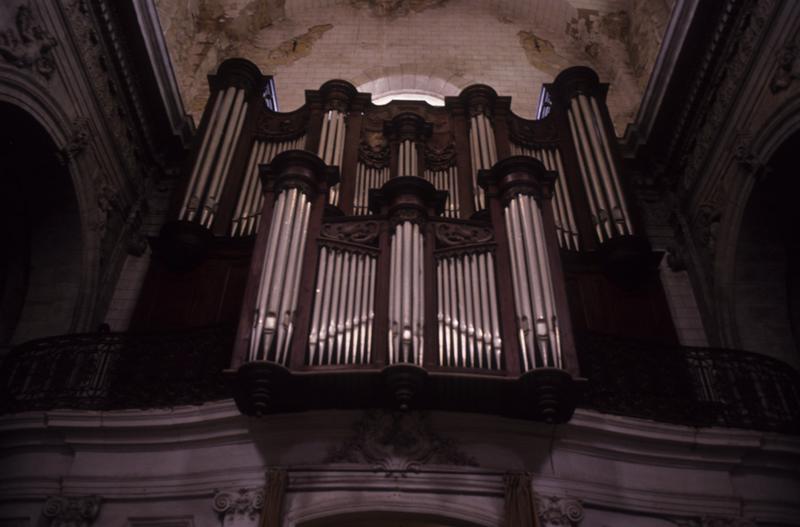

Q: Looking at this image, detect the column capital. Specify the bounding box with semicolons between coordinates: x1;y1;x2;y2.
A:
260;150;339;199
43;495;101;527
550;66;604;105
458;84;499;118
383;112;432;143
369;176;447;224
479;155;556;204
211;58;267;96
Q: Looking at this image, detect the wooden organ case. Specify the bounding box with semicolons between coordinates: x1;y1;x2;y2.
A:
135;59;676;422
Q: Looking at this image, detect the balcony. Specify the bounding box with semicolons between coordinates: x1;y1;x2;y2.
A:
2;328;798;434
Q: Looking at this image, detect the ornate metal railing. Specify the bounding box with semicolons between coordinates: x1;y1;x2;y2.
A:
0;327;233;412
578;332;800;433
1;328;798;434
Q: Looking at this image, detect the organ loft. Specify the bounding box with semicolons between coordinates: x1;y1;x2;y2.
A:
1;1;799;526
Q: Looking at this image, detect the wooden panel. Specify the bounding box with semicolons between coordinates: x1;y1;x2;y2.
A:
564;259;678;343
132;241;252;331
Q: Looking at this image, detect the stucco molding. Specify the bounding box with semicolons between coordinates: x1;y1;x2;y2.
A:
42;495;101;527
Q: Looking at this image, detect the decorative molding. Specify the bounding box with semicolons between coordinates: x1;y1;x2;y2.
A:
325;410;478;473
0;1;57;79
321;220;381;245
212;488;264;524
424;143;456;171
535;495;584;526
58;117;91;163
434;222;494;247
127;518;194;527
677;0;779;193
42;496;101;527
770;33;800;93
672;516;756;527
358;138;390;169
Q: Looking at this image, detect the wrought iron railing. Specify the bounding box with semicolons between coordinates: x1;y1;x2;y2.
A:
2;328;797;434
0;327;232;412
578;332;800;433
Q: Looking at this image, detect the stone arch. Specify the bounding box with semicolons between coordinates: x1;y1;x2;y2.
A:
353;65;471;104
0;67;101;342
712;91;800;368
284;487;502;527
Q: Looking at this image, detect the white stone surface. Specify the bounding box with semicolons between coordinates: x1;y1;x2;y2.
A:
0;402;798;526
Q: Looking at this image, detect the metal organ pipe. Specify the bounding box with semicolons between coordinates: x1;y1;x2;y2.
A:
509;144;579;250
566;109;605;241
250;187;313;364
567;93;633;239
504;194;561;371
307;246;376;366
589;96;634;235
180;87;248;227
230;136;307;236
353;163;389;215
389;221;425;366
318;110;347;206
468;114;497;211
436;251;502;369
423;166;459;218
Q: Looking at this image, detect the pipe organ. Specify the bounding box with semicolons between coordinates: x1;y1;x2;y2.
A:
157;59;664;420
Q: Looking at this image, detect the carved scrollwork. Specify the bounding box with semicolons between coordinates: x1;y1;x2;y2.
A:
770;34;800;93
535;495;584;527
358;135;390;169
424;143;456;171
434;222;493;247
325;410;478;473
212;488;265;522
508;115;559;147
390;207;426;227
321;220;381;245
43;496;102;527
0;2;58;79
255;107;309;141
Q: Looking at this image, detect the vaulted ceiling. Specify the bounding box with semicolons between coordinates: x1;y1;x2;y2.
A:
155;0;674;133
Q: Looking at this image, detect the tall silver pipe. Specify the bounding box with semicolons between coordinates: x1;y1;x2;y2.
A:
203;91;247;227
589;96;633;235
486;254;502;366
575;95;624;237
506;198;534;369
181;87;235;221
389;228;399;363
318;248;336;363
553;149;580;249
181;90;224;219
366;256;376;363
250;190;287;360
567;107;608;240
326;249;342;361
279;200;311;364
308;246;328;365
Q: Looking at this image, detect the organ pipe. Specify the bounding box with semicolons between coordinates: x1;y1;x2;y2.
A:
504;194;561;370
389;221;425;366
468;113;497;210
231;136;307;236
318;110;347;206
509;144;579;250
567;94;633;239
436;252;502;369
180;87;249;228
249;187;312;364
353;163;390;215
423;166;459;218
